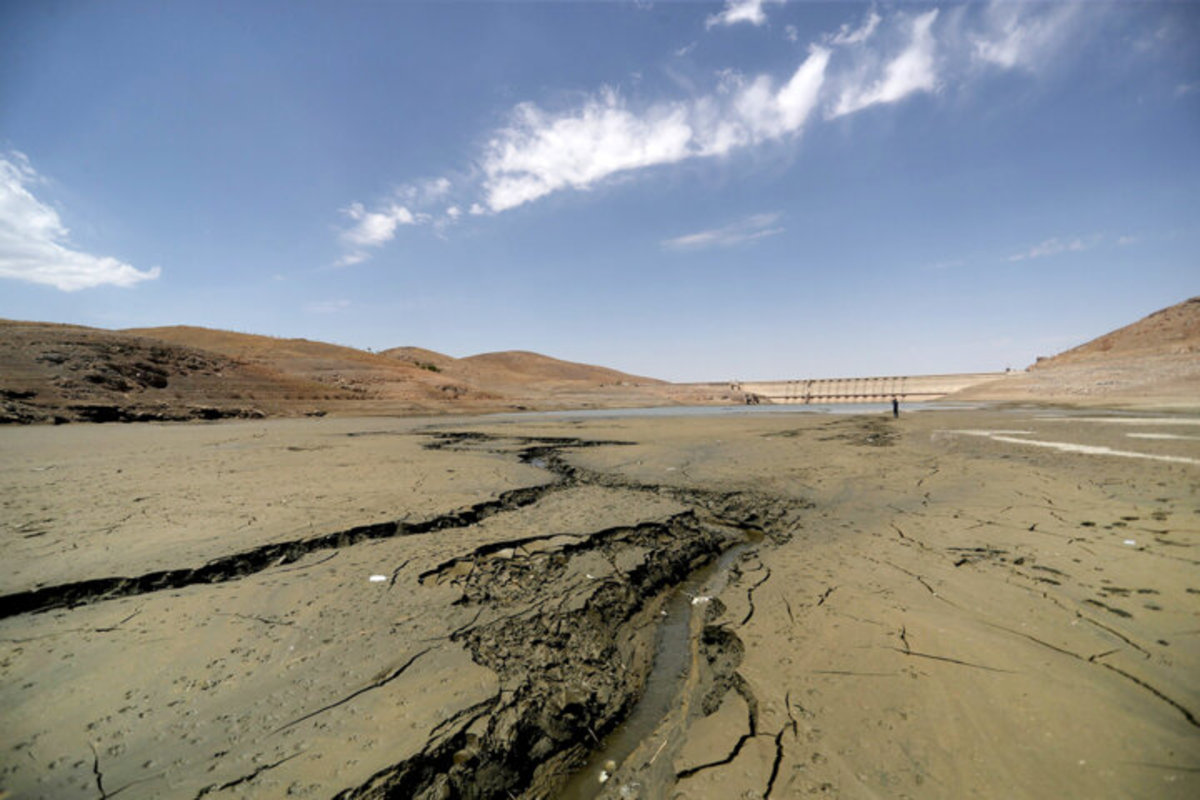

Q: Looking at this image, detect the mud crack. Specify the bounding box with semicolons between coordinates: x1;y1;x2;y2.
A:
271;647;433;735
0;433;631;620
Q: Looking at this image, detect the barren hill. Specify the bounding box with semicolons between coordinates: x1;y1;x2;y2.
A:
0;320;342;423
380;346;458;373
1031;296;1200;367
123;326;510;413
458;350;664;387
955;297;1200;408
1;322;715;424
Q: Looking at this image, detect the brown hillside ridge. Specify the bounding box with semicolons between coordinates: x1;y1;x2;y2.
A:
124;325;496;413
460;350;665;386
1032;296;1200;366
0;321;725;424
380;345;458;373
382;346;665;387
0;319;342;424
955;297;1200;408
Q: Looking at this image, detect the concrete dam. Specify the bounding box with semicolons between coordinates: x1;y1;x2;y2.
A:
719;371;1016;405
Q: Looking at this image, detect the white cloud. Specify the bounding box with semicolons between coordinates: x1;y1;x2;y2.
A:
350;3;1090;226
706;0;780;31
827;10;881;47
445;205;462;220
675;41;697;58
1007;236;1090;262
482;48;829;212
421;177;452;200
830;9;939;118
481;89;694;212
662;212;784;250
1116;235;1138;246
341;201;415;248
971;1;1080;71
0;153;160;291
784;25;799;43
333;251;370;268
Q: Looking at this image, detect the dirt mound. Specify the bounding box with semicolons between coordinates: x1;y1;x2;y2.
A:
955;298;1200;408
0;320;342;423
380;346;458;373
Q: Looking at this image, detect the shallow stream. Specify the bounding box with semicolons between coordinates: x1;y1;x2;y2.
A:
557;538;755;800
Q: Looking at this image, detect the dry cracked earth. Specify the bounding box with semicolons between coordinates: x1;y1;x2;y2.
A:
1;409;1197;799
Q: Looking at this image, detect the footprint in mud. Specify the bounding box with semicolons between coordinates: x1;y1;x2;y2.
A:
699;626;750;717
1083;598;1133;618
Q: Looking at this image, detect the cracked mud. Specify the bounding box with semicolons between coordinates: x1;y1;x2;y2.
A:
2;410;1198;798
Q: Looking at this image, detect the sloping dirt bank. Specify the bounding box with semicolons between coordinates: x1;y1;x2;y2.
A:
1;410;1196;798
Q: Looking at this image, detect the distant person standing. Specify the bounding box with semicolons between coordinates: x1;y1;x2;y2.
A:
892;397;899;418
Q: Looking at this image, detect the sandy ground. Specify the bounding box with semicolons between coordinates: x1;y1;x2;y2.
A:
1;409;1197;798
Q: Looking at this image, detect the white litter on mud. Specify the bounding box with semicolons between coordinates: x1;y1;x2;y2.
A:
1127;432;1200;441
368;574;387;583
941;430;1200;465
1037;417;1200;426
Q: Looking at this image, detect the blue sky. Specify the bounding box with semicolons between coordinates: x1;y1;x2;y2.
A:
1;1;1197;381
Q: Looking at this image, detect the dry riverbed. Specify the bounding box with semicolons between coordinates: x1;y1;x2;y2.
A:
1;409;1197;798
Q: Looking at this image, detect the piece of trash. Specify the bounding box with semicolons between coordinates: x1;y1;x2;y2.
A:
598;769;610;784
691;595;711;605
585;573;595;579
369;574;388;583
1123;539;1136;546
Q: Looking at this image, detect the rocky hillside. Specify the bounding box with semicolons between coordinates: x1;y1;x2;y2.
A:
1031;296;1200;367
0;321;346;423
955;297;1200;408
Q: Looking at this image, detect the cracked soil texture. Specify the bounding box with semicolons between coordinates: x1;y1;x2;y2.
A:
1;409;1197;798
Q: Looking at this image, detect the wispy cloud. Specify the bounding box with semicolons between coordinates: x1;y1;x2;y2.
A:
662;212;783;250
341;3;1092;246
829;9;939;118
341;202;416;248
706;0;781;31
336;201;417;266
1007;236;1093;262
826;10;881;47
971;1;1081;71
482;49;829;212
0;153;160;291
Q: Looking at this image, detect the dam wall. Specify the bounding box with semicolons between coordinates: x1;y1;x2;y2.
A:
713;371;1016;404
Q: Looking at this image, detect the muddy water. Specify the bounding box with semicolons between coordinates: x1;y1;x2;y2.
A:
558;539;756;800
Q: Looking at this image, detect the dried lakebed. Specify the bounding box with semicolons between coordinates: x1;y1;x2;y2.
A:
1;411;1197;798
